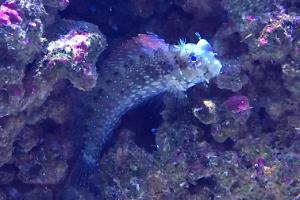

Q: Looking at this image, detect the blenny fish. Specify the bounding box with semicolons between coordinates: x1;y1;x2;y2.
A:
69;33;222;190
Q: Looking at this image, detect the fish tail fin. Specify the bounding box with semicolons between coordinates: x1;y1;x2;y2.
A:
60;156;98;200
69;159;95;188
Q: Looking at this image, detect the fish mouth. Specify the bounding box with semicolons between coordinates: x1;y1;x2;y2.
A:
187;82;196;88
186;78;202;88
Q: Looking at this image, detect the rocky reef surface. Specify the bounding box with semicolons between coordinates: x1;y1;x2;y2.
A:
0;0;300;199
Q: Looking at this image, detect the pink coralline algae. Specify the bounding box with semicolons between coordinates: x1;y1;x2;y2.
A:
0;1;22;26
225;95;250;113
49;30;90;64
65;31;90;63
258;37;268;46
257;5;300;47
42;20;106;90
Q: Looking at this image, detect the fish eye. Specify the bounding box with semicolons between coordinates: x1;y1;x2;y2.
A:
190;55;197;62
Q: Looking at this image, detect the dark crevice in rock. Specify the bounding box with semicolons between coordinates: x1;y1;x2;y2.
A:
201;124;235;151
122;96;164;153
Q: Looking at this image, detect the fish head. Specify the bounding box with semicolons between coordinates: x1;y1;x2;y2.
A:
171;36;222;88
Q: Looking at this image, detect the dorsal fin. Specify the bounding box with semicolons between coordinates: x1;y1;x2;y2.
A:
135;32;167;50
104;33;169;70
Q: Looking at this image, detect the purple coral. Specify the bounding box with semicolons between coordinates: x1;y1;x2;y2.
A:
225;95;250;113
0;1;22;26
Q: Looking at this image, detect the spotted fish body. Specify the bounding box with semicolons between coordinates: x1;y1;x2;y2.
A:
70;33;222;188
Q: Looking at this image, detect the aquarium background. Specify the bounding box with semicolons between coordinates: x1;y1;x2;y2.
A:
0;0;299;199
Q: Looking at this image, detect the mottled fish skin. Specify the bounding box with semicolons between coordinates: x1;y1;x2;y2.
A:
69;33;222;189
